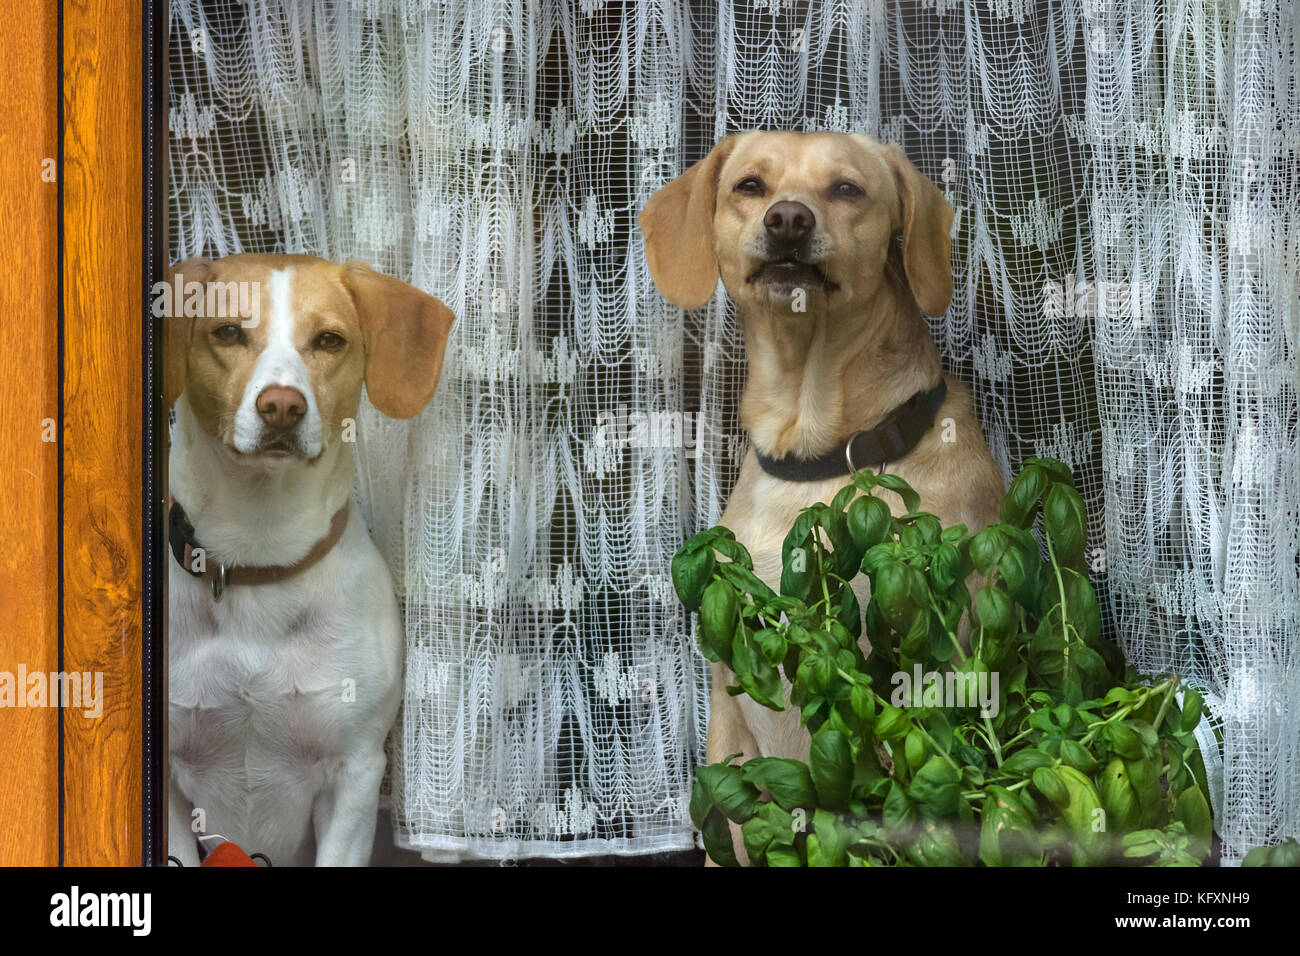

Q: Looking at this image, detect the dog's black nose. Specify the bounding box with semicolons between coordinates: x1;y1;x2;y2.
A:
764;201;815;243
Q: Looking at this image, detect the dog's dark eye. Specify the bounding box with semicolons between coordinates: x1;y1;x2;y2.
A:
211;324;244;345
733;177;765;195
833;181;865;198
313;331;346;351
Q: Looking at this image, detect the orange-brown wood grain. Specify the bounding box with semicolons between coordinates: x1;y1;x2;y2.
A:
0;0;60;867
61;0;143;865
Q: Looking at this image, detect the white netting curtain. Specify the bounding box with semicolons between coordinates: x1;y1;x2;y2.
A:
1090;1;1299;862
167;0;1299;863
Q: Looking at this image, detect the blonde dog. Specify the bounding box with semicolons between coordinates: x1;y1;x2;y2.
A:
640;131;1004;861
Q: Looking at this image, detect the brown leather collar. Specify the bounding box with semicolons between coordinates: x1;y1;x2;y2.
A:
168;496;350;600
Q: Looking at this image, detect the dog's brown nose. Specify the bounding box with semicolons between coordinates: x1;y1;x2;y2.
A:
256;386;307;430
764;201;815;243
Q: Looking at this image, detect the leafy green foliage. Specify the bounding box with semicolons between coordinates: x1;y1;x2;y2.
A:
676;459;1216;866
1241;837;1300;867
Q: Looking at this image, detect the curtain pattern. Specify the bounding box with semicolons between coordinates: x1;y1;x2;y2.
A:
168;0;1298;862
1088;0;1299;862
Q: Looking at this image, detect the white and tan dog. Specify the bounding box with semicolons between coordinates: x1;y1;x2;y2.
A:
163;254;454;867
641;132;1004;861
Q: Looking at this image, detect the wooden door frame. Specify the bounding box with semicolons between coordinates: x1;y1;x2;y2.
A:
61;0;141;866
54;0;165;867
0;0;60;867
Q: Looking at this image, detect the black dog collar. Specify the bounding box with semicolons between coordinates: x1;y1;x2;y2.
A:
754;380;947;482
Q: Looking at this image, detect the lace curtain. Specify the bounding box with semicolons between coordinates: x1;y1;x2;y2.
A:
167;0;1298;863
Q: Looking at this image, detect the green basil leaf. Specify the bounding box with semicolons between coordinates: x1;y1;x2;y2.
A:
742;757;817;812
765;844;805;867
847;494;893;551
996;544;1035;604
910;755;961;818
755;627;787;666
882;779;915;836
1024;457;1075;484
1000;748;1055;777
699;807;740;866
849;684;876;724
698;579;738;665
695;762;760;824
731;626;786;712
809;727;853;809
872;472;921;513
1102;686;1140;706
821;509;865;580
830;483;857;515
1073;646;1109;685
1123;756;1162;827
740;801;794;866
969;525;1009;575
1272;840;1300;867
808;809;849;867
714;560;777;603
671;541;716;611
1000;463;1050;528
979;785;1043;866
904;728;929;772
796;652;835;697
912;514;943;547
688;776;712;830
1059;738;1098;774
907;820;966;867
1098;757;1139;833
1104;720;1143;760
1043;483;1088;568
1054;765;1106;863
874;703;911;741
779;531;815;601
900;606;931;659
835;582;863;638
1241;844;1275;867
1032;766;1069;807
1180;688;1204;733
1174;786;1213;858
975;584;1015;642
930;542;963;592
1062;568;1101;646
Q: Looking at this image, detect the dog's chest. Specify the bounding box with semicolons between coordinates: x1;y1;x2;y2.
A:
169;579;368;772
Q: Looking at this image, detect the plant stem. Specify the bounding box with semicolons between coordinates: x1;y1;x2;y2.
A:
927;594;966;662
1000;724;1038;751
818;544;832;612
1044;527;1070;677
1151;673;1179;731
1076;677;1177;751
983;713;1004;767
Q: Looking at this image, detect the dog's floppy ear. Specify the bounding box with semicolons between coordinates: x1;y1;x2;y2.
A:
638;136;739;310
342;260;456;419
882;144;954;317
162;256;212;409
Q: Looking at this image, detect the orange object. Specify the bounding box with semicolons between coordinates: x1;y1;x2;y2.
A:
201;841;260;867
